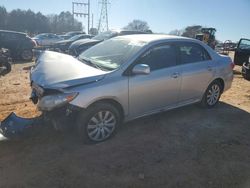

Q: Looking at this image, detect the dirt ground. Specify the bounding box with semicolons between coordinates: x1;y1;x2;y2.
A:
0;54;250;188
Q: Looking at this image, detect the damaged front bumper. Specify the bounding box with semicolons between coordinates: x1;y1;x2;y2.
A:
0;113;40;138
42;104;82;131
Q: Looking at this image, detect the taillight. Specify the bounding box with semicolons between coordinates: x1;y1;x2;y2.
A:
32;39;37;46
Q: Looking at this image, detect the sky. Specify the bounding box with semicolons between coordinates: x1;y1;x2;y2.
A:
1;0;249;42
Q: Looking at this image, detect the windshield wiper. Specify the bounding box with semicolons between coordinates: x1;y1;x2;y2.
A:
78;57;103;70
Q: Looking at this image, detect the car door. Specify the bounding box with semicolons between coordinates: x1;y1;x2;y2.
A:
1;33;19;51
42;34;52;46
234;38;250;66
50;34;61;45
176;42;214;104
39;34;48;46
128;44;181;117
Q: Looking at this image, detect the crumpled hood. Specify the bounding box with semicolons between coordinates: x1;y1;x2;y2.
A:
31;51;106;89
69;38;101;49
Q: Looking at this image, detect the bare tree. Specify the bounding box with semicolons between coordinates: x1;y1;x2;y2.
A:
182;25;202;38
168;29;183;36
124;19;150;32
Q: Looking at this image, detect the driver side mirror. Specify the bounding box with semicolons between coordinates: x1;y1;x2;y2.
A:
132;64;150;75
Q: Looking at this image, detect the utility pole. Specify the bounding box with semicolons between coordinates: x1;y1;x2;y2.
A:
98;0;109;33
72;0;90;33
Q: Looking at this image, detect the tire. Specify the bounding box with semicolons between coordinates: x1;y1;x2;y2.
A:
200;80;222;108
242;62;250;81
21;49;33;61
77;102;121;143
0;61;11;76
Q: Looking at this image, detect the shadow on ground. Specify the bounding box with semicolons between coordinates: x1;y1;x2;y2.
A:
0;102;250;188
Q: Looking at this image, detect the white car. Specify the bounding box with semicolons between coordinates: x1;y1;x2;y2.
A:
33;33;62;46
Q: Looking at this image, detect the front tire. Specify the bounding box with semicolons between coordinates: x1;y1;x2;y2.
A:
201;80;222;108
0;61;11;76
77;102;121;143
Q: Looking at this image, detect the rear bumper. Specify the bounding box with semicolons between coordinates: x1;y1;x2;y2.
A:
223;72;234;92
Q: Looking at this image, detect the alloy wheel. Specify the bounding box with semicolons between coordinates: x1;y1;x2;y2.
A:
87;110;116;142
206;84;221;106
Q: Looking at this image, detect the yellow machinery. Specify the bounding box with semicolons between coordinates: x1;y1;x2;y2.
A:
196;28;216;49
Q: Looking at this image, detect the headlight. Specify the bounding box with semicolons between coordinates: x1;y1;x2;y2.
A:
38;92;78;111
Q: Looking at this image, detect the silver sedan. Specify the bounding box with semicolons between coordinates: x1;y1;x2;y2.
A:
30;34;234;143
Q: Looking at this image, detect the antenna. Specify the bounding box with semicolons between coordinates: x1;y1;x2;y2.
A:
98;0;109;33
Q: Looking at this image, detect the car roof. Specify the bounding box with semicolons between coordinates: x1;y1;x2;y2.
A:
0;30;27;36
37;33;56;35
114;34;193;43
66;31;84;35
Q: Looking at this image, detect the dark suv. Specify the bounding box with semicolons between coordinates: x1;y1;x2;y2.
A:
234;38;250;66
0;30;36;61
68;30;151;56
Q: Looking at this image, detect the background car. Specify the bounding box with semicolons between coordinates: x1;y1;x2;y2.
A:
32;33;62;46
30;35;234;143
53;34;93;52
68;30;151;56
59;31;86;40
0;30;36;61
234;38;250;66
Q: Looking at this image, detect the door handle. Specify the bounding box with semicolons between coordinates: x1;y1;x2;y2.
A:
171;72;179;78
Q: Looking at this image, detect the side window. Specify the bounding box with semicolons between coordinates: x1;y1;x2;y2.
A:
139;44;177;71
2;33;18;40
178;43;211;64
48;34;54;38
238;39;250;50
9;34;19;40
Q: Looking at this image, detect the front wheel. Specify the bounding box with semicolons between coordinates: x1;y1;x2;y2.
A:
0;61;11;76
201;81;222;108
77;102;121;143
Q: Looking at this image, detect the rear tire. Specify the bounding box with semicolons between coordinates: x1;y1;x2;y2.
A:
200;80;222;108
77;102;121;143
0;61;11;76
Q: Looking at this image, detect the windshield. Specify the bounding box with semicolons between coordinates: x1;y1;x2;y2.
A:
69;34;82;41
92;31;118;41
79;38;146;71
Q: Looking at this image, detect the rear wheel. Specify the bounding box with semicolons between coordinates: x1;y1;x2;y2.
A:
21;49;33;61
201;80;222;108
77;102;121;143
0;61;11;76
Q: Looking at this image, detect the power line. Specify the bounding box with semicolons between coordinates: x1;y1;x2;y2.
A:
72;0;90;33
98;0;109;33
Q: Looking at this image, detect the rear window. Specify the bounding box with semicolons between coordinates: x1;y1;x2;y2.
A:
177;42;211;64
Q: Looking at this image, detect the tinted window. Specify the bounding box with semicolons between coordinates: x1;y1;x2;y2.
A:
178;43;211;64
1;33;15;39
139;44;177;71
239;39;250;50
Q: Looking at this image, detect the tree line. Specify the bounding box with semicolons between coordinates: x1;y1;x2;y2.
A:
0;6;82;35
0;5;214;40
